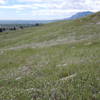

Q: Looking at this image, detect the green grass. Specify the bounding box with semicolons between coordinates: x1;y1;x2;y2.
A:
0;12;100;100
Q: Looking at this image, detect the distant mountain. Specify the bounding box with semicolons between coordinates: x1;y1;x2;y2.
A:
67;11;93;20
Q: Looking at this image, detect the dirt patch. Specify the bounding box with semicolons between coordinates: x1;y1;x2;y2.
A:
96;22;100;24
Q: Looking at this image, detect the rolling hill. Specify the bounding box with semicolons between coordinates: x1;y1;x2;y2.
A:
67;11;93;20
0;12;100;100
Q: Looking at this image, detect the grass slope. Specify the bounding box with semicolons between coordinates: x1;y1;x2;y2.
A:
0;12;100;100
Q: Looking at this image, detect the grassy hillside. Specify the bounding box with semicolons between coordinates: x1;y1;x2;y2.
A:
0;12;100;100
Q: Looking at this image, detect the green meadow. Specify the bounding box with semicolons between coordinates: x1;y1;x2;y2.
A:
0;12;100;100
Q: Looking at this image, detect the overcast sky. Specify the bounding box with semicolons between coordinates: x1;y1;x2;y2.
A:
0;0;100;20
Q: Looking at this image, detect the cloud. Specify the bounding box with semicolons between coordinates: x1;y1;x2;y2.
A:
0;0;6;4
18;0;62;3
16;0;100;12
0;0;100;12
18;0;42;2
0;4;31;9
0;0;100;20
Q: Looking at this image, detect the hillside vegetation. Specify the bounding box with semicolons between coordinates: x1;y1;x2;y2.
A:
0;12;100;100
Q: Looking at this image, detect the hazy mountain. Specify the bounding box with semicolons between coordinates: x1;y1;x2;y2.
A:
67;11;93;20
0;20;56;24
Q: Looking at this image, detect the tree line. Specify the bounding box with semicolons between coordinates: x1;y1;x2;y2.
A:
0;23;40;32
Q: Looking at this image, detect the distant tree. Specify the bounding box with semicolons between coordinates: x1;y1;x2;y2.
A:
2;28;6;31
9;28;13;30
0;28;3;32
13;26;16;30
35;23;39;26
9;27;16;31
20;26;24;29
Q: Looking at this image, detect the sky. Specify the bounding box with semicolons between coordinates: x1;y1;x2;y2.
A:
0;0;100;20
